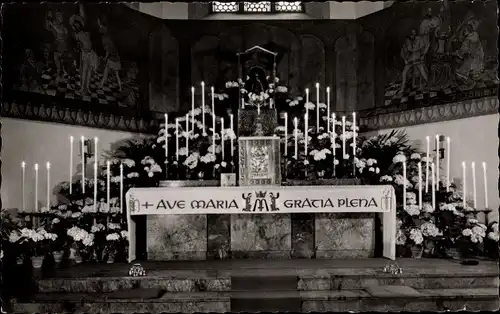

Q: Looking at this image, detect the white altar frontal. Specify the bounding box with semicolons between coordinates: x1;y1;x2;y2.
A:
126;185;397;262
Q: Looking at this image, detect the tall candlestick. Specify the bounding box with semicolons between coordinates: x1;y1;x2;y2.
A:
81;136;85;194
191;86;195;131
462;161;467;208
352;112;357;158
403;161;407;210
315;83;320;131
93;161;98;212
164;114;168;159
446;137;450;192
94;137;99;165
175;119;179;161
326;87;331;133
46;162;51;211
201;82;206;134
120;164;123;219
230;114;234;157
431;163;435;209
304;113;308;157
21;162;26;211
342;116;346;159
106;160;111;211
471;162;477;209
425;136;430;193
221;118;225;160
69;136;74;194
435;135;439;189
418;162;422;209
482;162;488;209
186;114;189;155
294;117;298;159
34;163;39;212
284;113;288;157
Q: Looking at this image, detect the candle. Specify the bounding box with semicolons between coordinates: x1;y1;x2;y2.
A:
94;137;99;165
21;161;26;211
191;86;195;131
332;113;336;136
332;113;336;171
81;136;85;194
304;113;308;157
93;161;97;212
403;161;407;210
106;160;111;211
241;97;245;109
352;112;357;158
230;114;234;157
257;103;261;115
69;136;74;194
201;82;206;134
221;117;225;160
186;114;189;154
46;162;51;211
284;113;288;157
294;117;298;159
425;136;430;193
435;135;440;188
175;118;179;161
212;118;216;155
446;137;450;192
34;163;39;212
315;83;320;131
164;114;168;159
326;87;330;133
418;162;422;209
342;116;346;159
471;162;477;209
211;87;215;125
462;161;467;208
431;163;435;209
482;162;488;209
305;88;309;124
119;163;123;219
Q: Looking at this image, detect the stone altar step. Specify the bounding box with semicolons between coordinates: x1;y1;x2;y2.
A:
12;288;499;313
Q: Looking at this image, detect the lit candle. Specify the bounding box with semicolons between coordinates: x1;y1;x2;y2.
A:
326;87;330;133
186;114;189;155
446;137;450;192
164;114;168;159
403;161;407;210
175;118;179;161
221;117;225;160
81;136;85;194
230;114;234;157
435;135;440;188
21;161;26;211
471;162;477;209
482;162;488;209
241;97;245;109
418;162;422;209
304;113;308;157
462;161;467;208
93;161;97;212
315;83;320;131
294;117;298;159
352;112;357;158
284;113;288;157
94;137;99;165
211;87;215;132
69;136;74;194
191;86;195;131
34;163;39;212
425;136;430;193
119;163;123;219
342;116;346;159
46;162;51;211
305;88;309;125
332;113;336;172
431;163;435;209
201;82;206;134
106;160;111;211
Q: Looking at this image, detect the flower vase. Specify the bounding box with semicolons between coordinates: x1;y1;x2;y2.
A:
70;248;82;264
52;251;63;264
317;170;325;180
411;246;424;258
31;256;45;269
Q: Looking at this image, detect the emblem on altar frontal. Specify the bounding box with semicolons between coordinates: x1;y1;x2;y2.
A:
380;188;393;212
129;198;140;213
242;191;280;212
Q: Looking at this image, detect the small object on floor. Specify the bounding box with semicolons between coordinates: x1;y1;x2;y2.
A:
383;261;403;275
461;260;479;266
128;263;146;276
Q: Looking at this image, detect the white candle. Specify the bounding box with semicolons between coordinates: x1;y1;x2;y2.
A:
326;87;330;134
294;117;298;159
211;87;215;126
191;86;195;131
93;161;98;212
342;116;346;159
186;114;189;154
304;113;308;157
431;163;436;209
119;164;123;216
241;97;245;109
69;136;74;194
403;161;407;210
425;136;430;193
446;137;450;192
418;162;422;209
221;118;225;160
332;113;336;137
315;83;320;131
305;88;309;125
471;162;477;209
482;162;488;209
46;162;51;211
212;118;216;155
332;113;336;167
164;114;169;159
352;112;357;158
230;114;234;157
284;113;288;157
462;161;467;208
106;160;111;211
257;103;261;115
34;163;39;212
201;82;206;134
81;136;85;194
21;161;26;211
175;119;179;161
435;135;440;188
94;137;99;165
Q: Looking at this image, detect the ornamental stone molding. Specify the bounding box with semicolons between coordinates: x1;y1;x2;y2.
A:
359;97;499;131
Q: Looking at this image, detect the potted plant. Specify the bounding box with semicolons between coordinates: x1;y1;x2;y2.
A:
104;232;120;263
67;226;95;263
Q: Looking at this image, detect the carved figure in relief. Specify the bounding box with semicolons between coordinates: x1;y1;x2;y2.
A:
98;18;122;91
45;10;69;82
242;193;253;212
398;29;429;94
453;22;484;83
20;49;43;93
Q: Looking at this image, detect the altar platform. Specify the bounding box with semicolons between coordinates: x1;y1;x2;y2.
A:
12;258;499;313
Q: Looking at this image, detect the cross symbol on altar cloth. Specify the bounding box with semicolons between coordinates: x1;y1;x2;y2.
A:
141;202;154;209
